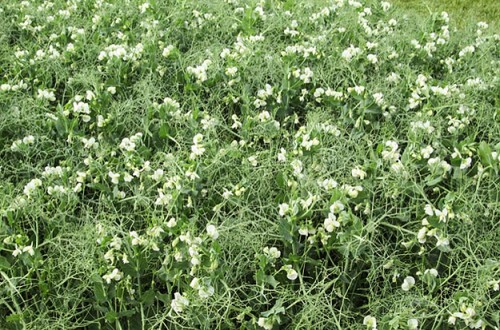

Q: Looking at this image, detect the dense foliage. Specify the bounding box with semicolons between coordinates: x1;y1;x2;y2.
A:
1;0;499;329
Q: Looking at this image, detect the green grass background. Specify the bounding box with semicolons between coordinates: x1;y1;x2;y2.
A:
393;0;500;29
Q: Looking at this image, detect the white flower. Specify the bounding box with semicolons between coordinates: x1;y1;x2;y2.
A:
104;249;115;263
167;217;177;228
206;224;219;240
435;235;449;248
424;204;434;216
12;245;23;257
352;167;367;179
407;318;418;330
171;292;189;313
129;231;144;246
277;148;287;162
23;178;42;197
257;110;271;122
401;276;415;291
330;201;345;214
341;45;362;62
367;54;378;64
489;280;499;291
248;156;258;167
382;141;400;162
320;179;338;190
22;244;35;256
47;185;67;195
420;145;434;159
424;268;439;277
363;315;377;329
73;101;90;114
107;86;116;94
185;170;199;181
147;226;165;238
190;143;206;159
391;162;404;173
225;66;238;77
278;203;290;216
417;227;428;243
257;317;273;330
381;1;391;11
284;265;298;280
109;237;122;250
82;137;98;149
73;183;83;193
37;89;56;101
264;246;281;259
162;45;175;57
199;284;215;298
290;159;303;176
372;92;384;106
434;208;449;222
102;268;123;284
155;190;172;206
346;185;363;198
460;157;472;170
151;169;164;181
108;171;120;184
324;213;340;232
119;137;136;151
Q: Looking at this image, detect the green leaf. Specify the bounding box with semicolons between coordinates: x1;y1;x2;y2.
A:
0;256;11;270
156;292;170;304
478;141;493;166
262;299;285;317
159;123;169;139
276;171;286;189
140;289;156;306
265;275;279;288
105;311;118;322
256;269;266;285
6;313;23;323
278;218;293;243
119;309;136;318
425;175;443;187
91;274;107;303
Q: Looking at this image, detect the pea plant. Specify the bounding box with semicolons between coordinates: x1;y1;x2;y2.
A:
0;0;499;329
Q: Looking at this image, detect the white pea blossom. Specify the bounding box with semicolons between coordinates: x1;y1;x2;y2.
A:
37;89;56;101
277;148;287;162
23;178;42;197
363;315;377;329
352;167;367;179
162;45;175;57
171;292;189;313
284;265;298;280
248;156;258;167
108;171;120;184
257;317;274;330
401;276;415;291
263;246;281;259
225;66;238;77
206;224;219;240
278;203;290;216
407;318;419;330
324;213;340;232
102;268;123;284
382;141;400;162
420;145;434;159
151;169;164;182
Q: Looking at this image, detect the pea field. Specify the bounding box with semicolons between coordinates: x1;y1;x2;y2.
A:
0;0;499;329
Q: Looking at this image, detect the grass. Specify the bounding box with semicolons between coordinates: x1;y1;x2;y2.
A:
392;0;500;29
1;0;500;329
